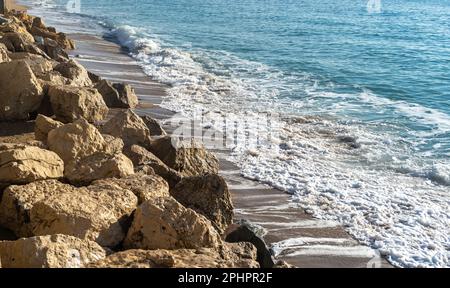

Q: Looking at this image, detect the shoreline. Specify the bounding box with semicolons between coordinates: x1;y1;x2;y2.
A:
0;5;393;267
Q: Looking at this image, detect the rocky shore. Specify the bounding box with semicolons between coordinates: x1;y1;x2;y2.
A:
0;10;292;268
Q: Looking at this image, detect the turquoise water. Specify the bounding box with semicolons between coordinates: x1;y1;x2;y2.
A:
24;0;450;267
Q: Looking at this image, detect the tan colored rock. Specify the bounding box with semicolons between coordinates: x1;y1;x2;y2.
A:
24;181;138;247
40;37;69;62
88;243;259;268
0;180;69;237
124;196;221;250
48;85;108;123
0;43;10;63
102;134;124;155
34;114;63;142
124;145;182;188
0;144;64;184
0;60;43;120
171;174;233;233
47;118;106;163
53;59;91;87
95;80;138;108
93;173;169;204
0;20;35;43
101;109;151;148
149;137;219;177
8;52;55;77
142;115;167;136
0;234;106;268
64;152;134;185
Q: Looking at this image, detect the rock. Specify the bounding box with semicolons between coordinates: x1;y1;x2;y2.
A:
142;115;167;136
87;71;101;83
102;134;124;155
124;145;182;188
149;137;219;177
53;59;92;87
34;114;63;142
0;143;64;184
8;52;55;77
0;234;106;268
48;85;108;123
88;244;259;268
225;224;275;268
101;109;151;148
0;60;43;120
0;32;42;55
0;43;10;63
95;80;138;108
39;38;69;62
170;174;233;233
30;26;74;50
47;118;107;163
64;152;134;185
0;180;139;245
112;83;138;108
0;20;35;43
0;180;70;236
124;196;221;250
92;173;169;204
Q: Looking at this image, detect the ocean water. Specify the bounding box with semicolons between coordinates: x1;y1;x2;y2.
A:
23;0;449;267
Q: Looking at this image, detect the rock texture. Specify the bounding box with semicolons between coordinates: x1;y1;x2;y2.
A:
95;80;138;108
124;197;221;250
0;60;43;120
124;145;182;188
92;173;169;204
170;174;233;233
149;137;219;177
0;144;64;184
48;85;108;123
34;114;63;142
53;59;91;87
0;43;11;63
0;234;106;268
142;115;167;136
101;109;151;148
88;244;259;268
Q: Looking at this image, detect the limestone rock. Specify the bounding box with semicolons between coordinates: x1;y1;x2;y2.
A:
30;182;138;247
171;174;233;233
124;145;182;188
95;80;138;108
142;115;167;136
124;197;221;250
53;59;92;87
0;180;69;237
149;137;219;177
0;60;43;120
101;109;151;148
0;234;106;268
40;38;69;62
34;114;63;142
88;244;259;268
8;52;55;77
64;152;134;185
0;43;10;63
102;134;124;155
92;173;169;204
47;118;107;163
0;144;64;184
48;85;108;123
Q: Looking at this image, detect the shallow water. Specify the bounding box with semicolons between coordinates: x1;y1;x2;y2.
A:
23;0;450;267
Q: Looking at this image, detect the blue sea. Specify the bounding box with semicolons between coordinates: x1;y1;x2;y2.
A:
23;0;450;267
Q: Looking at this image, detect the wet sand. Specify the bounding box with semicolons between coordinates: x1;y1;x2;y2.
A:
68;33;393;268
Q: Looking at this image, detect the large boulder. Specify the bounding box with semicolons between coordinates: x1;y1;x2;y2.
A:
39;37;69;62
92;173;169;204
0;180;139;246
88;244;259;268
0;43;10;63
149;137;219;177
0;144;64;185
171;174;233;233
95;80;138;108
53;59;92;86
48;85;108;123
101;109;151;148
124;145;182;188
8;52;55;77
0;180;71;237
47;118;106;163
0;60;43;120
124;197;221;250
0;234;106;268
64;152;134;185
34;114;63;142
142;115;167;136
